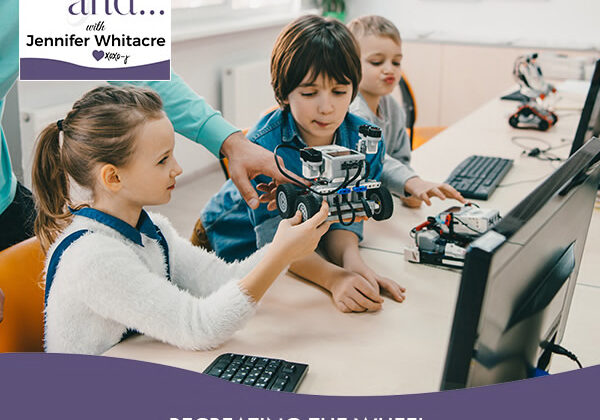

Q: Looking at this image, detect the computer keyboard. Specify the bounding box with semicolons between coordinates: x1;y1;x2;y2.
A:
203;353;308;392
446;155;514;200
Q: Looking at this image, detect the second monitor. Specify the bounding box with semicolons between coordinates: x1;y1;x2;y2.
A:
441;136;600;390
569;59;600;156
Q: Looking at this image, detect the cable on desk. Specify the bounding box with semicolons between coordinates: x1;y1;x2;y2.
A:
543;343;583;369
552;112;581;118
497;172;552;188
510;136;565;163
358;245;405;255
498;136;570;187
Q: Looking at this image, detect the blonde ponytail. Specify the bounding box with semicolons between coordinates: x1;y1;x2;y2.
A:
32;123;73;252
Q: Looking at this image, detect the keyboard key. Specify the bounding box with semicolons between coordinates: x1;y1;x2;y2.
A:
255;358;269;368
206;366;224;377
221;371;235;380
281;364;296;374
243;376;257;386
267;360;281;369
232;370;248;381
256;376;271;387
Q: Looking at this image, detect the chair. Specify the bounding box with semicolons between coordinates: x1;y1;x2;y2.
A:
398;72;447;150
219;128;250;180
0;237;46;352
220;106;279;180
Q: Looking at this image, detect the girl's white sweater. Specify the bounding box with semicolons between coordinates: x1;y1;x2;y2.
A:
44;212;268;355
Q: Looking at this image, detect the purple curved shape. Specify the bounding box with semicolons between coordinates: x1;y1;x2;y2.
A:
0;352;598;419
19;58;170;80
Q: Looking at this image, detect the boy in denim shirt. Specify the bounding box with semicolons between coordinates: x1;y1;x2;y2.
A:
198;15;405;313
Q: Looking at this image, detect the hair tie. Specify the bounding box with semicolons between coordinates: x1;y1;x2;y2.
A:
57;119;64;131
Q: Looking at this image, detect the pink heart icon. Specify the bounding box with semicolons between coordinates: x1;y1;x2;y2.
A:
92;50;104;61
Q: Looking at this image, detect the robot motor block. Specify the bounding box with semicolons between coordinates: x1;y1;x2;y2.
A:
276;126;394;224
405;204;501;269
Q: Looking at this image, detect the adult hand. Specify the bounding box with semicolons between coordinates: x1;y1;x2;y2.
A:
404;177;466;206
220;131;307;210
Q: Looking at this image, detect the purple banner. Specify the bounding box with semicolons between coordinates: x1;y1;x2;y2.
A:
0;353;597;420
19;58;170;80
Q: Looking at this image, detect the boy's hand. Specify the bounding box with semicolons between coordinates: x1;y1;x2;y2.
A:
330;270;384;313
404;177;466;206
348;266;405;303
257;181;278;211
400;195;423;208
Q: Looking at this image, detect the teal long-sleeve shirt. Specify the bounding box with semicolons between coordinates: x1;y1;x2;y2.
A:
0;0;19;215
0;0;239;215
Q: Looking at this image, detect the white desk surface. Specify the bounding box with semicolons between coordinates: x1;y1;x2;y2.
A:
104;89;600;395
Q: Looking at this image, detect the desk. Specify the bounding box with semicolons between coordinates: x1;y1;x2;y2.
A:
104;88;600;395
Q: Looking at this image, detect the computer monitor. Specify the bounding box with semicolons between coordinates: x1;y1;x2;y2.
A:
441;137;600;390
569;59;600;156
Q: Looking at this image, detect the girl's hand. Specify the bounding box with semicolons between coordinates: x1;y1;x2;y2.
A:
329;270;384;313
271;201;331;263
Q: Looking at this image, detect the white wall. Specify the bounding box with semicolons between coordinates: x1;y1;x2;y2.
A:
346;0;600;51
345;0;599;127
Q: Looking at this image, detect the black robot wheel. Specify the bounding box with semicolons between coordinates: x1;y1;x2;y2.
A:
367;187;394;221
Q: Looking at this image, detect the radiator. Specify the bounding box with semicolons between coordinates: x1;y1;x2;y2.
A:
221;60;276;130
20;103;73;188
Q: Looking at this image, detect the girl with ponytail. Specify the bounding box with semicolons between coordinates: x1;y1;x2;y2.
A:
33;85;330;355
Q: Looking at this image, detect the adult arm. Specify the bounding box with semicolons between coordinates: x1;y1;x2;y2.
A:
110;72;290;208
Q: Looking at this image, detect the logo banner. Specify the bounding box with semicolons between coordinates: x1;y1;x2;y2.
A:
20;0;171;80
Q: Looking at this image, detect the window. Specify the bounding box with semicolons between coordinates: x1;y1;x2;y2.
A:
172;0;225;8
172;0;304;40
172;0;300;12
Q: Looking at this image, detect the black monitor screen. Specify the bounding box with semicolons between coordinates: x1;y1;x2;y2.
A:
441;137;600;390
570;59;600;156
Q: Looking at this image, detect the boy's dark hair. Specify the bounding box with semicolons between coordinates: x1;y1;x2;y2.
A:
347;15;402;45
271;14;361;110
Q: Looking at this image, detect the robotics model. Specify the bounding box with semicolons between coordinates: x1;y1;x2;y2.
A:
508;53;558;131
404;203;501;268
275;125;394;225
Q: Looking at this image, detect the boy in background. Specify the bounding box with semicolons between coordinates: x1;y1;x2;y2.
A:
348;15;464;208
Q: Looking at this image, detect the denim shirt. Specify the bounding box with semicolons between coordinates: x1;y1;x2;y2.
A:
201;109;386;263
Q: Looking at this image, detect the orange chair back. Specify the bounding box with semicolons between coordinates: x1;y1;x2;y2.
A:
220;128;250;180
399;72;447;150
0;237;46;352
